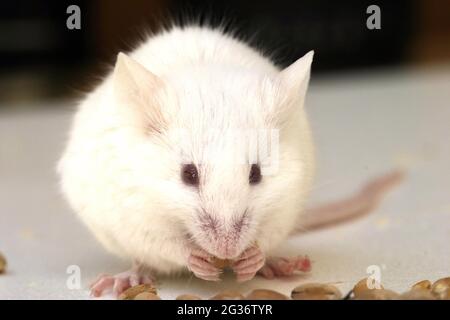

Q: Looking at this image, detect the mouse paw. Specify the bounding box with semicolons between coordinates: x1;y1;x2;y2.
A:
257;255;311;279
231;246;266;282
187;248;222;281
89;267;154;298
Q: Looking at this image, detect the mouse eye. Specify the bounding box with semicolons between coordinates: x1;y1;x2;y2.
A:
249;164;262;185
181;164;199;186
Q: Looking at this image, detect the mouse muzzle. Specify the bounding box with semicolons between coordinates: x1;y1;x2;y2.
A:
194;210;252;259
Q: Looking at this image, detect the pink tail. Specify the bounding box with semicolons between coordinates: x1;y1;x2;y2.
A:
293;170;405;233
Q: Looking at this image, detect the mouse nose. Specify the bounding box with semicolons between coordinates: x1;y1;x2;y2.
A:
196;209;250;258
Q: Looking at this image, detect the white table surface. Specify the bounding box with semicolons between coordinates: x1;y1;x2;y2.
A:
1;66;450;299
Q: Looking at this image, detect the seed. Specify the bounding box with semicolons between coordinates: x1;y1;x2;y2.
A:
431;277;450;300
134;292;161;300
412;280;431;291
246;289;288;300
212;243;260;270
118;284;157;300
210;290;244;300
211;258;230;269
176;294;202;300
354;289;399;300
352;278;384;298
291;283;342;300
0;252;6;274
400;289;435;300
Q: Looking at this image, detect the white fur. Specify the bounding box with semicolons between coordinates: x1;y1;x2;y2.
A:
58;25;315;275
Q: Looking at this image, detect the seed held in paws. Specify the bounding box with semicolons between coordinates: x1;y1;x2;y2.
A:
211;258;230;269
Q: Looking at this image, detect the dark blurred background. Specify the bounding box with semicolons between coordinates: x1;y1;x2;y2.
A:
0;0;449;108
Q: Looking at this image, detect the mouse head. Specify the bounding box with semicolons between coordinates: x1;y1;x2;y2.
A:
111;51;313;259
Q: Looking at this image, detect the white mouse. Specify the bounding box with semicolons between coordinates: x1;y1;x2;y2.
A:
58;25;402;297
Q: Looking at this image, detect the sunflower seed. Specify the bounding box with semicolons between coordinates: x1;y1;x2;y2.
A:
0;252;6;274
246;289;288;300
431;277;450;300
291;283;342;300
176;294;202;300
134;292;161;300
210;290;244;300
118;284;157;300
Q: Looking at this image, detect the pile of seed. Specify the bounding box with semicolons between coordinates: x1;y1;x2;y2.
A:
0;252;6;274
345;277;449;300
119;277;450;300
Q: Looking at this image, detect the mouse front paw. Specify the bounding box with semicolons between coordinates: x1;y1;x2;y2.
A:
187;248;222;281
231;246;266;282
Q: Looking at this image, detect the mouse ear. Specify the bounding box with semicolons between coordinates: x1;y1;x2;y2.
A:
268;51;314;126
112;52;167;134
279;50;313;99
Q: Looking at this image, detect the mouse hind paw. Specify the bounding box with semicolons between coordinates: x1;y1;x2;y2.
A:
257;255;311;279
90;268;154;298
